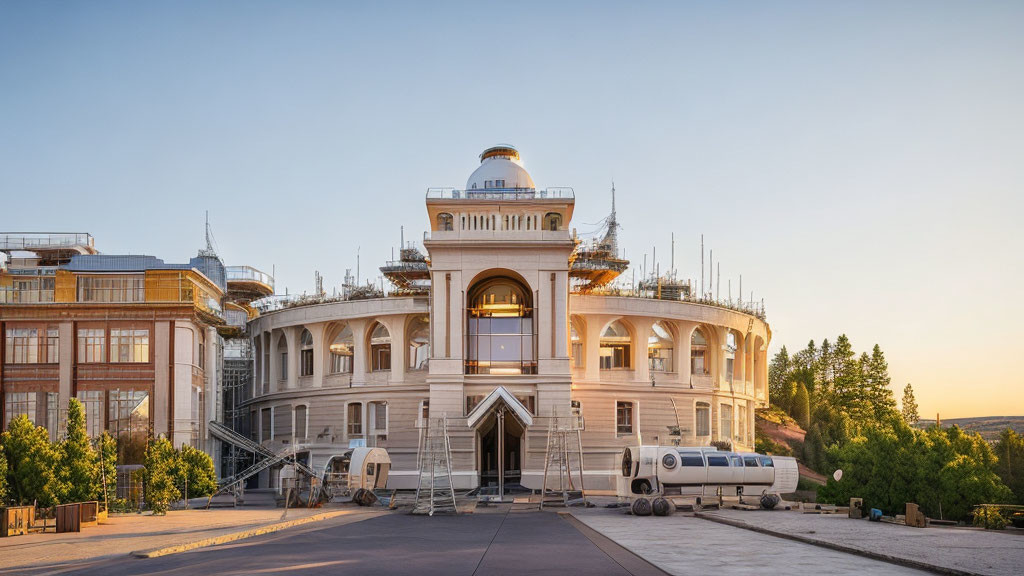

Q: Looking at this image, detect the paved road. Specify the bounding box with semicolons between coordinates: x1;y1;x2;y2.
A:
23;510;660;576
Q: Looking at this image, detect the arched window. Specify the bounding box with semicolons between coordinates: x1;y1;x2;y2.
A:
695;402;710;437
466;276;536;375
407;316;430;370
437;213;454;231
277;335;288;380
599;320;631;370
369;323;391;372
648;321;674;372
691;328;708;375
543;212;562;231
570;321;583;368
299;329;314;377
329;324;353;374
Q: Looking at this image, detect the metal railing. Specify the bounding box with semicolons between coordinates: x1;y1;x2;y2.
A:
0;287;55;303
226;266;275;290
583;286;767;320
426;187;574;200
0;233;94;251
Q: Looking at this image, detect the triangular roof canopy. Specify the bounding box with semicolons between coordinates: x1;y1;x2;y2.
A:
466;386;534;429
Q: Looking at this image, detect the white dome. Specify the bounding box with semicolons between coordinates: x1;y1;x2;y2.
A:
466;145;535;191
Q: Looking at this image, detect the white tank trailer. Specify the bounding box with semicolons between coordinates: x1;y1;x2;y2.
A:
617;446;799;515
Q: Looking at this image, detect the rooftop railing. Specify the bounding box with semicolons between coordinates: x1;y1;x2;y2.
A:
581;285;767;320
426;187;574;201
226;265;275;289
0;233;95;251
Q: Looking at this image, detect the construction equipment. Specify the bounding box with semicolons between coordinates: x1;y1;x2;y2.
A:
539;411;587;509
413;417;458;515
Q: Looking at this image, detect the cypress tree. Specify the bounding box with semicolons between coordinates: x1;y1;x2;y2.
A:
901;383;920;426
769;346;791;405
95;432;117;505
863;345;897;421
791;382;811;430
60;398;100;503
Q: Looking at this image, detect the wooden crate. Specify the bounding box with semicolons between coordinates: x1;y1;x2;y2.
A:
1;506;34;537
55;503;82;533
79;501;100;528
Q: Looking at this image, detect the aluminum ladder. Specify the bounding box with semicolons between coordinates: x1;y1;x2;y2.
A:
539;413;587;509
413;416;458;515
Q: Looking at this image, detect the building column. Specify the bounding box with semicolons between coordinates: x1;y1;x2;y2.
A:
675;321;697;385
349;319;369;384
309;323;326;388
632;317;655;385
381;315;406;383
284;327;298;390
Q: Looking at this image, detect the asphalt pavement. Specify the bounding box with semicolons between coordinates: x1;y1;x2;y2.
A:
21;510;665;576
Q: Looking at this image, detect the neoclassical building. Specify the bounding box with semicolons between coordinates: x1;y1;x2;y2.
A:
242;146;770;492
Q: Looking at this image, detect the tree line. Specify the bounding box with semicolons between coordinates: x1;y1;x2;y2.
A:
0;398;217;514
768;335;1017;520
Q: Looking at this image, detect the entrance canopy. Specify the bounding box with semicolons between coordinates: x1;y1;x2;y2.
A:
466;386;534;429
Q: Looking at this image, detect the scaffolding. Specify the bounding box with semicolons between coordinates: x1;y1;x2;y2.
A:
221;338;253;481
570;187;630;292
413;416;458;515
380;242;430;295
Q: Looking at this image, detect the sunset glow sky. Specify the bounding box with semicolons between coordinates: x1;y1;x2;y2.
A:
2;1;1021;418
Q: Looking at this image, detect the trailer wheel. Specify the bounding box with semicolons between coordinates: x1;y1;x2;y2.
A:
759;493;780;510
631;479;653;495
631;497;653;517
652;497;674;517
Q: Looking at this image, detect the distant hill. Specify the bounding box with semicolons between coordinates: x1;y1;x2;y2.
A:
916;416;1024;441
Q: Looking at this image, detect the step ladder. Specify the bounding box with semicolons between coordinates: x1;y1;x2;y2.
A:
413;416;458;515
539;411;587;509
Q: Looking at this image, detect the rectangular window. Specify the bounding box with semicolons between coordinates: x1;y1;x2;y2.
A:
737;404;747;443
280;352;288;379
600;344;631;370
331;352;352;374
295;405;307;440
300;348;314;376
347;403;363;437
108;389;149;465
515;395;536;415
261;408;273;442
720;404;733;443
78;328;106;363
77;275;145;303
680;453;705;467
372;402;387;432
4;392;37;428
5;328;39;364
46;327;59;363
110;329;150;363
691;348;706;374
495;179;505;188
46;392;59;442
696;402;711;437
616;401;634;435
77;390;105;437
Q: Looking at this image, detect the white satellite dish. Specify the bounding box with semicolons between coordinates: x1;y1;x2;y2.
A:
833;469;843;482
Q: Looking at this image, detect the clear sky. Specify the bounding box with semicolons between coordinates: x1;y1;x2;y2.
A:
1;1;1021;418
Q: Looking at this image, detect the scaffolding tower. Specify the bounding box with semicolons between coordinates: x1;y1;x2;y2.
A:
221;338;253;480
539;409;587;509
413;416;458;515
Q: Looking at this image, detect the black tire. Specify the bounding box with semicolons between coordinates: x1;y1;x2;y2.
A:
759;493;780;510
631;479;653;495
652;497;673;517
631;497;653;517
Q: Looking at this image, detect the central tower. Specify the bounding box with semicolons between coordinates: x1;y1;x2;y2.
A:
423;145;575;490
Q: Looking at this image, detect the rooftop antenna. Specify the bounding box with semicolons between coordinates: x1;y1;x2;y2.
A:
671;232;675;278
401;225;405;250
198;210;218;258
700;234;704;298
716;262;720;302
357;246;361;285
739;274;743;306
708;249;713;299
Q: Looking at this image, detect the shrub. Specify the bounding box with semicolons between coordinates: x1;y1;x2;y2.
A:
173;445;217;499
973;506;1006;530
755;436;792;456
2;415;61;507
710;440;732;452
144;438;179;514
0;445;7;504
